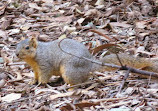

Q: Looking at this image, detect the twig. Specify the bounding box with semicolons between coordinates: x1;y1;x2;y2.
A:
118;69;130;93
115;53;123;67
58;39;158;78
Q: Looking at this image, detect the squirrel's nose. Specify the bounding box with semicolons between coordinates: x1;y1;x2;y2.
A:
16;53;19;57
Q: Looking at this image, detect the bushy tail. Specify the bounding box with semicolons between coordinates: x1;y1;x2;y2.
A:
92;54;158;73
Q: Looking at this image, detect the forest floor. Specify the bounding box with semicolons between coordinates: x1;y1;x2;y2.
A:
0;0;158;110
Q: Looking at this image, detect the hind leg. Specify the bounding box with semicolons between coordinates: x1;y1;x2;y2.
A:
60;65;90;85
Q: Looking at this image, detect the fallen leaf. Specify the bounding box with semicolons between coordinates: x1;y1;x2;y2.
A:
1;93;21;103
50;91;74;100
63;26;76;32
8;29;20;35
35;88;61;95
60;102;98;110
90;43;123;54
109;22;132;28
90;29;114;41
0;2;7;15
135;21;147;29
84;9;101;17
95;0;105;6
1;18;12;30
0;30;8;38
77;18;85;24
0;79;6;88
52;15;73;23
29;3;42;10
15;72;23;80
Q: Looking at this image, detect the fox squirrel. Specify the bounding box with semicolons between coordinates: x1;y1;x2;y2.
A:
16;37;158;85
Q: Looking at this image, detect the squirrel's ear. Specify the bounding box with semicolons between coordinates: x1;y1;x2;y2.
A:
29;37;38;48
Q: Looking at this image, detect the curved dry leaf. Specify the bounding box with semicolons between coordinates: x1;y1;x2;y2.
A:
90;43;124;54
89;29;114;41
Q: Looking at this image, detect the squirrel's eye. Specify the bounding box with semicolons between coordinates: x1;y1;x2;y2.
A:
25;46;29;50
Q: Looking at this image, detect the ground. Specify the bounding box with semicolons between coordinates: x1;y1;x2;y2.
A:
0;0;158;110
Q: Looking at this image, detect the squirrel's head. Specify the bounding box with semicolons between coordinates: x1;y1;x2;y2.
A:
16;37;38;60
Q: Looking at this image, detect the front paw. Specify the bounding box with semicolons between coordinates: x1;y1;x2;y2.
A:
28;79;38;85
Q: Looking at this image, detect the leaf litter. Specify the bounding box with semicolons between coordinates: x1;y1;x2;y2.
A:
0;0;158;110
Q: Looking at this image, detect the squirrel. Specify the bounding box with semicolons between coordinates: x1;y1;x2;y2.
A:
16;37;158;85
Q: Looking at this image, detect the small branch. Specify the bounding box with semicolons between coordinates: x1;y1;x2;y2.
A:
118;69;130;93
115;52;123;67
58;39;158;78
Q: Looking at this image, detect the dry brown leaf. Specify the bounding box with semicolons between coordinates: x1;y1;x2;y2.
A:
105;7;117;16
53;15;73;23
135;21;147;29
0;30;8;39
1;18;12;30
90;43;123;54
50;91;74;100
89;29;114;41
0;2;7;15
109;22;132;28
28;3;42;10
84;9;101;17
60;102;98;110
